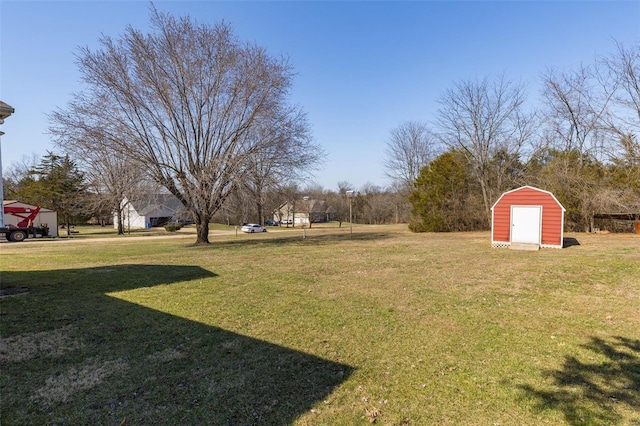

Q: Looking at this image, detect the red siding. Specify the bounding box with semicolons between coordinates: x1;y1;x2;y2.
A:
492;187;564;247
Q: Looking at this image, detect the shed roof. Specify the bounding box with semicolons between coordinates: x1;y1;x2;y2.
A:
3;200;55;212
491;185;565;211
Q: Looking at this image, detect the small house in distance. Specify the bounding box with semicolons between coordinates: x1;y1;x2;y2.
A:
491;186;565;249
115;194;184;229
275;199;334;225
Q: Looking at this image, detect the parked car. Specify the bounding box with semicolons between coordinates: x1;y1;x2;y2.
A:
241;223;267;233
265;219;278;226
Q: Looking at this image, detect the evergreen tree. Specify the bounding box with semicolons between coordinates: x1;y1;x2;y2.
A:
20;153;89;235
409;151;483;232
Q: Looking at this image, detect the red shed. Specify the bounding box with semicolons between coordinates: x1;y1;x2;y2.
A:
491;186;565;249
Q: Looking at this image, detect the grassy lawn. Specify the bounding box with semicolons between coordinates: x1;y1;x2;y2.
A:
1;225;638;425
52;221;338;238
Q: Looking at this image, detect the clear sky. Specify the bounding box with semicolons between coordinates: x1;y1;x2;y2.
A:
1;1;638;191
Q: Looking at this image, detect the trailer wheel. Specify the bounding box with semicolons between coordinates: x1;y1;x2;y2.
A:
8;230;27;242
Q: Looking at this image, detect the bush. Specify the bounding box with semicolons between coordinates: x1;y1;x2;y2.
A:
164;224;182;232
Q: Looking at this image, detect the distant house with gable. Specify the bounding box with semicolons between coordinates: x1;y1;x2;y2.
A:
275;199;334;225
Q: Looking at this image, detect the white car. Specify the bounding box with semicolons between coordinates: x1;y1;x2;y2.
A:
241;223;267;233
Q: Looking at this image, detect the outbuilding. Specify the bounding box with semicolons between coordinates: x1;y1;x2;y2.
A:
491;186;565;249
2;200;59;237
115;194;184;230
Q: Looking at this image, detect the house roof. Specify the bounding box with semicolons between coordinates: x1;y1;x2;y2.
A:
128;194;182;215
277;199;331;214
0;101;15;119
3;200;55;212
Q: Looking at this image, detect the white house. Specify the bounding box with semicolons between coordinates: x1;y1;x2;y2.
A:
275;199;334;225
115;194;184;229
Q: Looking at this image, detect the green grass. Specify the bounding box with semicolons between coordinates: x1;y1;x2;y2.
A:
1;226;639;425
56;224;178;238
55;221;345;238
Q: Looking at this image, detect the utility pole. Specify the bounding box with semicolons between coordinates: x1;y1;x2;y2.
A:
346;190;354;238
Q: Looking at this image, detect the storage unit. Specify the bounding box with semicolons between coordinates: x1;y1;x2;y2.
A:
491;186;565;249
2;200;58;237
115;194;183;229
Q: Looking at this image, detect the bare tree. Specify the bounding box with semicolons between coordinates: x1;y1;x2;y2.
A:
325;181;353;227
275;183;301;227
600;42;640;167
598;42;640;211
50;6;312;244
2;154;40;199
435;75;534;220
540;65;612;161
242;107;324;225
359;183;395;224
387;180;412;223
602;42;640;136
49;124;154;234
383;121;439;190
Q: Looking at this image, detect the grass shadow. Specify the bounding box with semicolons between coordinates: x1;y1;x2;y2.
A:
0;266;355;425
217;231;392;248
518;335;640;425
563;237;581;248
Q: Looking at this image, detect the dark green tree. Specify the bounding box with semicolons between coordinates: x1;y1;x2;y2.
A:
21;153;89;236
409;150;483;232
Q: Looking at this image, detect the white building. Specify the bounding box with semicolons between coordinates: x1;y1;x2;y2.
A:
2;200;59;237
115;194;184;229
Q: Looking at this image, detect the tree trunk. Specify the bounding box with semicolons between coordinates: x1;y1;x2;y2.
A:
475;168;492;227
116;208;124;235
257;201;264;226
195;214;210;245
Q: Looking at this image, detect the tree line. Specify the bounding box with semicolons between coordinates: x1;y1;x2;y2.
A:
3;153;407;232
3;6;638;240
387;42;640;233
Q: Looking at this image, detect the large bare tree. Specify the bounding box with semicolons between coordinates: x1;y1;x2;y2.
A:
600;42;640;171
435;75;534;220
242;107;324;225
383;121;439;190
602;42;640;139
600;42;640;210
540;65;612;161
50;6;313;244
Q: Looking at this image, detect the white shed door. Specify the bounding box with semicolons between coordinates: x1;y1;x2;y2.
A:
511;206;542;244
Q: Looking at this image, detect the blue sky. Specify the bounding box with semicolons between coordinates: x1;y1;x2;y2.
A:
1;1;638;190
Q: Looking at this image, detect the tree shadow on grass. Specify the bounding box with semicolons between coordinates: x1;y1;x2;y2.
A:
0;265;355;425
519;336;640;425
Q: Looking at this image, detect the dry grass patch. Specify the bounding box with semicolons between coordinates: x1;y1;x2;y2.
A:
0;325;81;363
147;348;186;362
31;358;128;405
